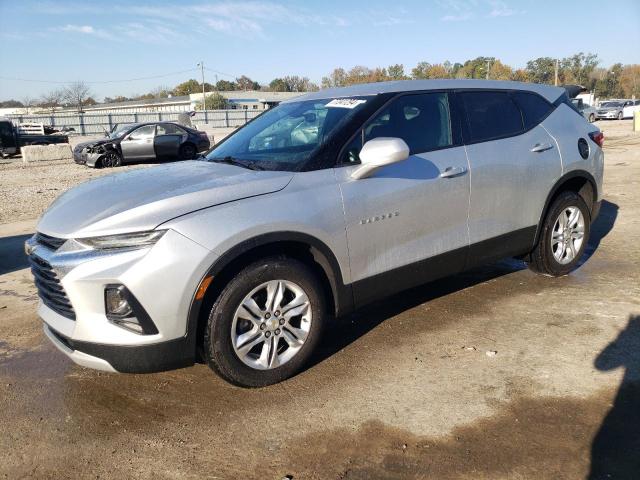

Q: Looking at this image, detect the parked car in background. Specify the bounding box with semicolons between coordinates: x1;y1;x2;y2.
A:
73;122;210;167
596;100;633;120
571;98;597;122
0;118;69;158
27;79;604;387
622;100;640;119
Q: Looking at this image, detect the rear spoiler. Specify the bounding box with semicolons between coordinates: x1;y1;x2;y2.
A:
562;85;587;99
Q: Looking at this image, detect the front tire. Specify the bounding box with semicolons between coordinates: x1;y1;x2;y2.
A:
527;191;591;276
618;112;623;120
204;257;326;387
101;151;122;168
589;113;595;123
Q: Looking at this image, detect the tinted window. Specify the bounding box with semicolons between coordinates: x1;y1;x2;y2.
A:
512;92;553;129
461;91;523;142
342;92;453;163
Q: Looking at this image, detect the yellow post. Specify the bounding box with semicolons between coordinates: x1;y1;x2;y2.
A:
635;111;640;132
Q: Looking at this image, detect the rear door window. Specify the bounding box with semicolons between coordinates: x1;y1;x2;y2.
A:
461;91;524;142
512;92;554;129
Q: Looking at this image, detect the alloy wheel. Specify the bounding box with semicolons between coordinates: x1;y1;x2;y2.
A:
551;206;585;265
231;280;312;370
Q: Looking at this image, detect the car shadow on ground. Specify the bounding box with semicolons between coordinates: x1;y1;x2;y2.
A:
582;199;618;262
0;234;32;275
308;199;619;371
589;314;640;479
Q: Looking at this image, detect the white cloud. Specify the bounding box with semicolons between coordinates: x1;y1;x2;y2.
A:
487;1;519;17
57;24;114;39
438;0;522;21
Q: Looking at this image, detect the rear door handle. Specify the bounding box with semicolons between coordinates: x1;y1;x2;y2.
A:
530;143;554;153
440;166;467;178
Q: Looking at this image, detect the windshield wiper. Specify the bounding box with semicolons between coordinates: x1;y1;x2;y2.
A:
210;156;266;171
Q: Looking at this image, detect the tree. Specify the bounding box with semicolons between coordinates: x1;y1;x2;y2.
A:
39;89;65;113
321;68;347;88
620;64;640;98
387;64;407;80
22;96;36;114
236;75;260;91
456;57;495;79
511;69;529;82
0;100;24;108
526;57;556;84
63;81;93;112
560;52;599;87
269;78;289;92
196;92;229;110
216;79;237;91
151;85;171;98
489;60;513;80
411;62;450;79
173;79;202;96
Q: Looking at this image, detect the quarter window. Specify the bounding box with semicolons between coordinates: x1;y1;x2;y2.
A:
512;91;553;129
342;92;453;163
461;91;524;142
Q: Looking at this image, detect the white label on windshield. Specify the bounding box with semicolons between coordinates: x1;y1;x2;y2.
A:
325;98;367;109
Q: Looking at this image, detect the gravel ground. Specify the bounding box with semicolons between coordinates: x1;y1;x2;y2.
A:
0;119;639;479
0;159;151;223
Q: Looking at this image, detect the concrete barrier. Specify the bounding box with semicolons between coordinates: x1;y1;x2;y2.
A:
21;144;73;162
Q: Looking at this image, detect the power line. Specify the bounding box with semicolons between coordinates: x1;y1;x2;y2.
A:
204;67;237;79
0;67;200;85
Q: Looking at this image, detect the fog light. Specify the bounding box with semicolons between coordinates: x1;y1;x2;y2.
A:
104;285;158;335
105;286;133;317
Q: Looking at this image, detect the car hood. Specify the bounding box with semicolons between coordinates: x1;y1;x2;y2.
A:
73;137;114;151
37;161;294;238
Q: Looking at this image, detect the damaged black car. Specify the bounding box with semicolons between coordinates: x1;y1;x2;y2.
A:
73;122;210;168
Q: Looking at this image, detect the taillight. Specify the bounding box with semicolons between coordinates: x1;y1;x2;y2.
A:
589;131;604;148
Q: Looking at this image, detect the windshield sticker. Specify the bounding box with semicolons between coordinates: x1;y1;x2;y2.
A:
325;98;367;109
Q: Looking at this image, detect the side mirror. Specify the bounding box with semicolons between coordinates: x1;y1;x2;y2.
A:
351;137;410;179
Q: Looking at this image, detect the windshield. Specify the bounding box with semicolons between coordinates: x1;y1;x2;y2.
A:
109;123;135;138
601;102;621;108
204;97;373;171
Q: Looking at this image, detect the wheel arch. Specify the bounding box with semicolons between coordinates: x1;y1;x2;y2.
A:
186;232;354;360
533;170;598;246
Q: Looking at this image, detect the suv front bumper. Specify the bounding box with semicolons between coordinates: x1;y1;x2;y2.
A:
28;229;214;373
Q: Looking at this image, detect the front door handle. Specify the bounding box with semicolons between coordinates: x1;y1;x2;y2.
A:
440;166;467;179
530;143;554;153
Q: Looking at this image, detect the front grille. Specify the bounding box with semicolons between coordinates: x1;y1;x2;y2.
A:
28;255;76;320
35;232;66;251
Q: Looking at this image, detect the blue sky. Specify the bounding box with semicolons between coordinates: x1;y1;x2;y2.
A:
0;0;638;101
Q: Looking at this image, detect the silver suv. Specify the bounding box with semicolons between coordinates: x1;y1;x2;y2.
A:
26;80;604;387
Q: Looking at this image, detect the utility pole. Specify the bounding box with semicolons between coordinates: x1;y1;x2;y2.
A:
486;59;491;80
554;59;559;86
197;61;206;109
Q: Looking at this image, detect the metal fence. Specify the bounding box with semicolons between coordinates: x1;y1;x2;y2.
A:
7;110;263;135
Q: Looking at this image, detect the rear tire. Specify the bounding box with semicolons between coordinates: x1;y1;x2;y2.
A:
204;257;326;387
179;143;197;160
527;191;591;276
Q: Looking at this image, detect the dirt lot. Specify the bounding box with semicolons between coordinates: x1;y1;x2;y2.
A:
0;120;639;479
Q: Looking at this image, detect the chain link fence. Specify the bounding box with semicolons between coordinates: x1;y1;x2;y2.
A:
7;110;263;135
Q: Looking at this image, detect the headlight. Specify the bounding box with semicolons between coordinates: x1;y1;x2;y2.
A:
75;230;166;250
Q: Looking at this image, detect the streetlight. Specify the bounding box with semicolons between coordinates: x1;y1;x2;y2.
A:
196;61;206;109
